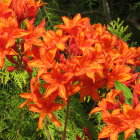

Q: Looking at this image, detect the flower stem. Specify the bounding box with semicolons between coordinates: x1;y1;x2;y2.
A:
44;118;52;140
62;97;71;140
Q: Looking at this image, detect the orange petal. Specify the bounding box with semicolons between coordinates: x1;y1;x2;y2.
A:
28;59;43;67
98;126;111;139
51;103;64;112
73;13;81;24
124;127;135;140
0;54;4;68
90;89;101;101
28;104;41;113
118;74;131;82
123;104;133;116
110;131;118;140
37;68;47;79
89;107;102;116
18;100;32;108
48;113;62;127
59;84;66;98
56;43;65;51
5;39;15;49
44;85;58;98
20;93;32;99
38;113;47;130
62;16;70;26
86;72;95;82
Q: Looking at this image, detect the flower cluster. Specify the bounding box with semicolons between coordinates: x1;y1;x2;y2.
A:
1;0;140;139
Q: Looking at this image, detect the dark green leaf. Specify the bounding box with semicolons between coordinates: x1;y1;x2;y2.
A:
114;81;132;104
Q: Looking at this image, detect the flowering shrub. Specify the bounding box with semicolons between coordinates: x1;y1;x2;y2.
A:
1;0;140;139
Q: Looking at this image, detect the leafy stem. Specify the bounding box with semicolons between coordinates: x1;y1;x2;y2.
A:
62;97;71;140
44;118;52;140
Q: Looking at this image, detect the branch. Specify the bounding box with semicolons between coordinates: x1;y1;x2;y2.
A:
62;97;71;140
44;118;52;140
42;6;105;17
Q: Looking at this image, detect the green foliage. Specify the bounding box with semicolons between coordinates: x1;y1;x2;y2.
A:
118;132;138;140
0;69;10;85
33;94;100;140
114;81;132;104
0;83;45;140
11;70;29;89
85;0;99;11
130;2;140;11
0;69;29;90
0;57;30;90
107;18;132;42
36;0;61;30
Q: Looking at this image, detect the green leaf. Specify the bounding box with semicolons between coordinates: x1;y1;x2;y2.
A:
114;81;132;104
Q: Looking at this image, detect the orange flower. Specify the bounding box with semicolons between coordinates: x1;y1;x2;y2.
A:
89;90;121;116
115;40;137;65
19;77;63;129
98;109;127;140
55;13;90;35
0;0;13;18
135;47;140;66
106;64;132;89
0;16;29;67
132;77;140;96
42;29;69;51
66;55;104;82
42;67;73;99
28;94;63;129
19;78;41;108
28;47;57;70
23;19;45;53
123;104;140;139
79;75;106;101
10;0;46;22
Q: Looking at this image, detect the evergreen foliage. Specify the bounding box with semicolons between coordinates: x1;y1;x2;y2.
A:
107;18;132;42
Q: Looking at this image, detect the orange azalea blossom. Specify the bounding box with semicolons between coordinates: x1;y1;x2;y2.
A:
135;47;140;66
132;77;140;96
98;109;128;140
89;90;121;115
19;78;41;108
99;34;117;53
14;12;140;136
0;17;29;67
28;47;57;73
123;104;140;139
28;45;60;80
63;80;81;100
115;40;137;65
28;92;63;129
106;64;132;89
131;77;140;107
19;78;63;129
79;75;106;101
42;78;81;103
92;23;110;38
64;55;104;82
23;19;45;53
10;0;46;23
41;67;73;99
55;13;90;35
0;0;13;18
42;29;69;51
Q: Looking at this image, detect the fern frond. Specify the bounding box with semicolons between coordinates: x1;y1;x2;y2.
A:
107;18;132;42
11;70;29;89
